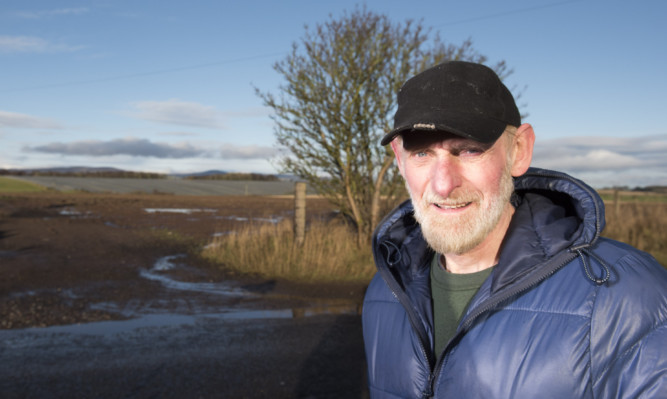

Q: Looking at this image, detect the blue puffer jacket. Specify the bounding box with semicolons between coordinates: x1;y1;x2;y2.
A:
363;168;667;398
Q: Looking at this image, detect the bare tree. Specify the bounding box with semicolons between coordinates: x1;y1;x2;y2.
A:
257;7;512;246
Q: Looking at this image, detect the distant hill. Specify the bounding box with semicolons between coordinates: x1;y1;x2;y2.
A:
0;167;298;181
3;166;124;174
0;167;165;179
185;172;280;181
170;170;228;178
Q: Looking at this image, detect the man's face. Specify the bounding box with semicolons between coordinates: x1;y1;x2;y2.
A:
392;131;516;256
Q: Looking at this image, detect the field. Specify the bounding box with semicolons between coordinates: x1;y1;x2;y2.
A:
2;180;665;330
9;175;304;196
0;187;373;397
601;194;667;266
1;179;665;397
0;190;367;329
0;176;47;193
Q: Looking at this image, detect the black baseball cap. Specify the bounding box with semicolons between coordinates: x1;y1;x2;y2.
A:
381;61;520;146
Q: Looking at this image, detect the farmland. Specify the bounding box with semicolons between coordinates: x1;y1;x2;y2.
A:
1;178;665;397
0;176;47;193
9;175;303;196
0;187;373;397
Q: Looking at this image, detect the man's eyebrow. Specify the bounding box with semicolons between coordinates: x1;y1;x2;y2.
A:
450;141;493;151
403;138;493;152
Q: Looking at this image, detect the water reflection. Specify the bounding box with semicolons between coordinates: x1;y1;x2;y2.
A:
144;208;217;214
140;255;248;296
3;304;360;339
3;255;361;339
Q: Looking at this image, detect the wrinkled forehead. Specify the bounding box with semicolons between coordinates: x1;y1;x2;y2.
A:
399;130;493;152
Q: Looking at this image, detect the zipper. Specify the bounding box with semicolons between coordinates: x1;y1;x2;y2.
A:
378;267;437;399
375;235;580;397
425;250;579;396
374;245;436;371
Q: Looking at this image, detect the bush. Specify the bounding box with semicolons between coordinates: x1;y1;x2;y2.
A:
202;219;375;282
603;201;667;268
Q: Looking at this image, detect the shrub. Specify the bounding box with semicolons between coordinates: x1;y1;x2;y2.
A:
603;201;667;268
202;218;375;282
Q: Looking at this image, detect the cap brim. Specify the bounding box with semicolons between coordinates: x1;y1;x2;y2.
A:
381;119;506;146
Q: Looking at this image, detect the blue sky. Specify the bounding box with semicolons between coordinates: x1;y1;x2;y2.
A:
1;0;666;188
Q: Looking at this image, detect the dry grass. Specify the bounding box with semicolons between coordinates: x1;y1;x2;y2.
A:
603;200;667;267
201;218;375;282
202;193;667;282
0;176;47;193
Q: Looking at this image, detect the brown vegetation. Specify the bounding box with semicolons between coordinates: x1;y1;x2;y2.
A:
0;169;166;179
202;218;376;281
602;197;667;267
0;192;367;329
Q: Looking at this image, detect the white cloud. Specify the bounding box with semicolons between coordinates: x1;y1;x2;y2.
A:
26;138;206;159
219;144;279;160
0;110;63;129
23;137;278;161
532;148;643;171
0;35;83;54
131;99;224;128
531;134;667;187
10;8;89;19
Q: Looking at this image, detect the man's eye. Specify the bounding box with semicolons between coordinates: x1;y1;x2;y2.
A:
461;147;484;155
415;151;428;157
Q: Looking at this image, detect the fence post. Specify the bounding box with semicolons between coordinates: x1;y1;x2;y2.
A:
294;182;306;246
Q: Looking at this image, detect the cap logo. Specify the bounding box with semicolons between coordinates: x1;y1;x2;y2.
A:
412;123;436;130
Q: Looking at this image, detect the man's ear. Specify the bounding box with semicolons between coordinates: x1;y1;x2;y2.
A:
510;123;535;177
390;138;406;177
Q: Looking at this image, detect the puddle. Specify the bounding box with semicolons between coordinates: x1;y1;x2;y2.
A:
59;208;93;217
215;215;284;224
144;208;217;214
140;255;249;296
59;208;81;216
253;216;283;224
153;254;186;271
217;215;249;222
1;255;361;339
3;304;360;338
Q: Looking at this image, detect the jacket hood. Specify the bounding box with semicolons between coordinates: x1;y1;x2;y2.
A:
373;167;606;293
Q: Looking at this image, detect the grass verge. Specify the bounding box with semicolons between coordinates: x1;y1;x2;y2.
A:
201;219;375;282
603;201;667;269
0;177;47;193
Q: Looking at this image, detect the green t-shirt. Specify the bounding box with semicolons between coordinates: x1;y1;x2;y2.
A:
430;254;493;358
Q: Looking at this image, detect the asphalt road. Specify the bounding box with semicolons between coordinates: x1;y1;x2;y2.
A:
0;313;369;399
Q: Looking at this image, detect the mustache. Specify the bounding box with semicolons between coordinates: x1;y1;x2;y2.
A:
420;189;480;206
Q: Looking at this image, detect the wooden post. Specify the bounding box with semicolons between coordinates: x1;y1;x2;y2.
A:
294;182;306;246
613;189;620;221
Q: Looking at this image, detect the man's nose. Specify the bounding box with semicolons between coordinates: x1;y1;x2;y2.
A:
432;156;462;198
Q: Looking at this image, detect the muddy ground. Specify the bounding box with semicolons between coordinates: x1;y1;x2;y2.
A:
0;192;371;398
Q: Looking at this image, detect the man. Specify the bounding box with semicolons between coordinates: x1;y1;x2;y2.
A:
362;61;667;398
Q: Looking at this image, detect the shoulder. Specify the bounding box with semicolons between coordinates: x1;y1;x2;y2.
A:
588;237;667;321
363;273;399;304
587;238;667;396
586;238;667;387
593;237;667;296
